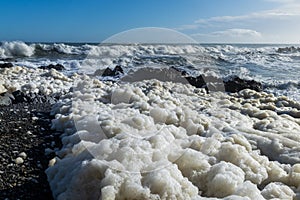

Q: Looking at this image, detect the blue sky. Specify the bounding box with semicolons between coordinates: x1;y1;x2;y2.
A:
0;0;299;43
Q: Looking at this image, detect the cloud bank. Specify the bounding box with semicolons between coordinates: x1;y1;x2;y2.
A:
177;0;300;43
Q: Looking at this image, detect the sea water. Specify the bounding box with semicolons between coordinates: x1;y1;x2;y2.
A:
1;41;300;100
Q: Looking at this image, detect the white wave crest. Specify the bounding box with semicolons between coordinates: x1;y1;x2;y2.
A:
0;41;35;57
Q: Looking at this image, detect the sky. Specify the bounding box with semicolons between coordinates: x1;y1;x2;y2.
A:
0;0;300;43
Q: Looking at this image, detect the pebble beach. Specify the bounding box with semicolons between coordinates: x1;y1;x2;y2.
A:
0;91;59;199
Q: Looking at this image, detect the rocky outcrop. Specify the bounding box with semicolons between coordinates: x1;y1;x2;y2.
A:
97;65;263;93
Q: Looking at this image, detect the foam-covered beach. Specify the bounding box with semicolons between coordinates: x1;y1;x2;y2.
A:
2;0;300;198
1;63;300;199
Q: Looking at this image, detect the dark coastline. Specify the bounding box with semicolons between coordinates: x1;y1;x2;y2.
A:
0;92;61;200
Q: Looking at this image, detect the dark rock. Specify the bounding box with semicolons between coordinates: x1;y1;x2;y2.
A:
224;76;262;93
101;68;113;76
101;65;124;77
114;65;124;74
179;68;262;93
39;64;65;71
10;90;57;105
0;63;13;68
11;91;28;104
185;75;206;88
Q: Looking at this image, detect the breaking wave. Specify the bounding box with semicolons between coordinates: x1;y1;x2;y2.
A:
1;41;300;100
0;41;35;57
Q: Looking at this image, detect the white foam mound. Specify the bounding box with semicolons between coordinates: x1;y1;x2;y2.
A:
4;66;300;199
43;74;300;200
0;66;74;95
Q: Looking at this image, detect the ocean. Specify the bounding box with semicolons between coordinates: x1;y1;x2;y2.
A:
1;41;300;100
1;41;300;199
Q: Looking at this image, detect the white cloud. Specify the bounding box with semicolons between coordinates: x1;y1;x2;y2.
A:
213;29;262;37
175;1;300;43
177;1;300;31
192;29;262;43
195;8;300;25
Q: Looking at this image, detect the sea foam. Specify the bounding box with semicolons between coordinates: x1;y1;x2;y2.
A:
42;73;300;200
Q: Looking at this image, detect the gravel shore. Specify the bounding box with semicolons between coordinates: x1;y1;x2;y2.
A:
0;92;61;200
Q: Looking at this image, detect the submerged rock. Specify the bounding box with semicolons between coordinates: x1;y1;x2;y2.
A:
39;64;65;71
0;63;13;68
